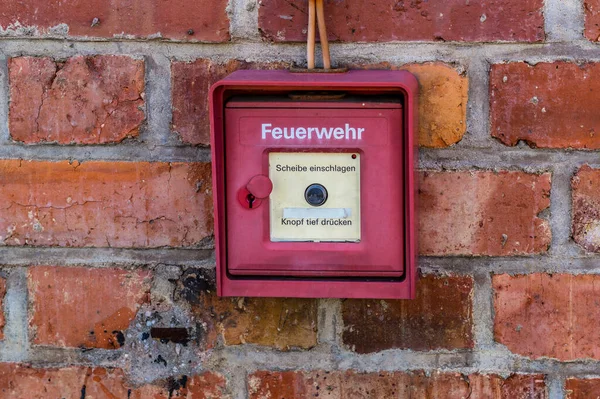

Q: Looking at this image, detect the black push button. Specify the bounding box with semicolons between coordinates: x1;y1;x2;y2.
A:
305;184;328;207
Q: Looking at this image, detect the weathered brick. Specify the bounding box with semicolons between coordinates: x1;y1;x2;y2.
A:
0;364;228;398
491;62;600;149
28;266;151;349
0;0;229;41
199;295;317;351
248;371;546;398
349;62;467;148
181;272;317;350
171;59;290;145
572;166;600;252
0;160;212;248
259;0;544;43
419;171;551;256
494;273;600;360
0;277;5;340
585;0;600;41
9;56;144;144
342;275;473;353
566;378;600;399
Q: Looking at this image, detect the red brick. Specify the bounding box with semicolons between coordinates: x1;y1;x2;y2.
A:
191;289;318;351
572;166;600;252
0;0;229;41
171;59;290;146
566;378;600;399
342;275;473;353
248;371;546;398
0;160;212;248
419;170;551;256
0;364;228;398
28;266;151;349
0;277;5;340
494;273;600;360
258;0;544;43
9;56;144;144
349;62;468;148
491;62;600;149
585;0;600;41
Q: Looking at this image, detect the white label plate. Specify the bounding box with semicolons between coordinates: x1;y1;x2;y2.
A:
269;152;360;242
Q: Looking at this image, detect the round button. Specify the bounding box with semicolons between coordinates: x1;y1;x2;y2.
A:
304;184;328;207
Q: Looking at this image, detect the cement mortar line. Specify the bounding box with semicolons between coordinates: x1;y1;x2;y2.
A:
18;347;126;369
0;144;211;162
547;374;567;399
141;53;179;147
3;38;600;63
3;248;600;272
0;144;598;167
418;147;600;171
471;272;495;351
461;55;490;148
11;342;600;381
471;349;600;377
0;268;29;363
316;299;340;346
544;0;585;43
227;367;249;399
228;0;260;42
0;247;215;268
549;163;577;253
418;256;600;275
195;346;600;377
0;56;8;144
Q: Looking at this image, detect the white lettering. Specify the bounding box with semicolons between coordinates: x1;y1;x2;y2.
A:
316;127;333;140
261;123;272;139
261;124;365;141
345;123;356;139
296;127;307;139
333;127;344;139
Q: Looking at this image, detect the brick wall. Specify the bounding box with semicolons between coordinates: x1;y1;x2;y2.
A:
0;0;598;398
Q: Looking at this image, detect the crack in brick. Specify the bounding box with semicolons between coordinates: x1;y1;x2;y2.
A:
8;200;103;211
11;56;145;144
32;61;59;135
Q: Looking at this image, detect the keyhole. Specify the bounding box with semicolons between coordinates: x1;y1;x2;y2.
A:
247;194;256;209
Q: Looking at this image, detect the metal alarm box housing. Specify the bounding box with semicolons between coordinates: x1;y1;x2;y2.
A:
209;70;417;299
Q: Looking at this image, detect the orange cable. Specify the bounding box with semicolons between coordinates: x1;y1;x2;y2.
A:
315;0;331;69
307;0;316;69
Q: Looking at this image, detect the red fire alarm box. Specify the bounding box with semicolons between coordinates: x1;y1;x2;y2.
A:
209;70;417;299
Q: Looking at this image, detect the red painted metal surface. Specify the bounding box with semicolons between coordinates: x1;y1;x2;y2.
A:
209;70;418;299
226;104;403;277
